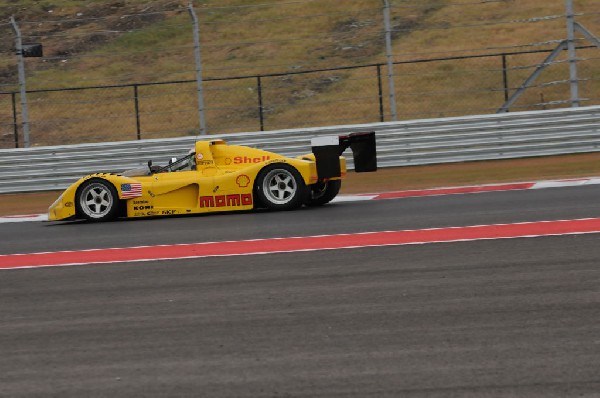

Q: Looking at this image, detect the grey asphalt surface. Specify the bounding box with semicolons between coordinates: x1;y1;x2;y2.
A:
1;186;600;397
2;185;600;255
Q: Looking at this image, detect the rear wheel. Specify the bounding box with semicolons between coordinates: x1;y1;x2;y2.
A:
305;179;341;206
255;164;307;210
76;179;119;222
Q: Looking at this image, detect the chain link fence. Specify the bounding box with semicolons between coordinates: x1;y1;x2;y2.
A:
1;0;599;149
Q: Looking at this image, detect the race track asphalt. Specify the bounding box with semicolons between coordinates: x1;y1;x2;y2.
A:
1;185;600;397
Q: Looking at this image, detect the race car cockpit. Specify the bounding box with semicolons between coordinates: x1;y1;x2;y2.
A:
121;151;196;177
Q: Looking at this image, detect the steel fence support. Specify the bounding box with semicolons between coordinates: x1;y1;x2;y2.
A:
497;0;600;113
11;93;19;148
256;76;265;131
574;22;600;49
133;84;141;140
382;0;397;121
376;64;384;122
10;17;30;148
497;41;567;113
501;54;509;103
188;2;207;136
565;0;580;107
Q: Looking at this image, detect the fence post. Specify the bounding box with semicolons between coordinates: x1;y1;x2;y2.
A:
565;0;580;107
133;84;141;140
188;2;207;135
501;54;509;103
11;92;19;148
256;76;265;131
382;0;398;121
376;64;384;122
497;41;567;113
10;17;31;148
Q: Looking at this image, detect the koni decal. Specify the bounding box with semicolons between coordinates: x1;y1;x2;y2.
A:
200;193;253;208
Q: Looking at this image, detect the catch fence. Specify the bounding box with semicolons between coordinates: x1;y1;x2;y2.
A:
1;44;598;149
2;0;600;149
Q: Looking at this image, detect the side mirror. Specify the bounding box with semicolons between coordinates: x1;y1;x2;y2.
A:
147;160;153;174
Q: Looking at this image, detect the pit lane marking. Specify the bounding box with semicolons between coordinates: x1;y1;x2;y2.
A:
2;218;600;270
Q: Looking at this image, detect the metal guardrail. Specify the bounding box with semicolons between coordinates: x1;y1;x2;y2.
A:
1;106;600;194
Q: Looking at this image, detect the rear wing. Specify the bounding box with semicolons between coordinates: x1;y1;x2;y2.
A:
311;132;377;179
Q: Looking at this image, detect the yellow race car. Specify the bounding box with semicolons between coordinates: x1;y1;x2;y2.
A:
48;132;376;222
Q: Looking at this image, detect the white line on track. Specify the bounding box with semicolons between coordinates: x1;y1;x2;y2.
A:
2;176;600;223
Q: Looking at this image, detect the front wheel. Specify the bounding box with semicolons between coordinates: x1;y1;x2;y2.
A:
255;164;307;211
305;180;341;206
76;179;120;222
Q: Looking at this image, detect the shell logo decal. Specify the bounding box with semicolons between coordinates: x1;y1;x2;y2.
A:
236;174;250;188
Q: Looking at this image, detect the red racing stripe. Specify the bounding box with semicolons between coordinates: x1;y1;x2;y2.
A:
2;218;600;269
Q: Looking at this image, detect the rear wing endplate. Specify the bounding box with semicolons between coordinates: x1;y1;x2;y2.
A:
311;132;377;179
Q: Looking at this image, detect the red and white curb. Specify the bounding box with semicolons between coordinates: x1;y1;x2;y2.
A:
2;176;600;224
2;218;600;269
332;176;600;202
0;214;49;223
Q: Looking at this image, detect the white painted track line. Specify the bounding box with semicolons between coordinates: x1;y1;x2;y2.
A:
3;176;600;223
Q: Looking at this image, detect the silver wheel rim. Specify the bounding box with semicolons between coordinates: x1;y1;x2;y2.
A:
80;183;113;219
262;169;297;205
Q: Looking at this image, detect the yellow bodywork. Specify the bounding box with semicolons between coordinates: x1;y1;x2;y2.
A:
49;139;346;221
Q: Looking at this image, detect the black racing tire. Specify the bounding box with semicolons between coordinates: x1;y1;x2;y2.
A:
305;179;341;207
75;179;120;222
254;164;307;211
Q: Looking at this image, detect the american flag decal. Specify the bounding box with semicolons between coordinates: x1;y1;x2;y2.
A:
121;183;142;198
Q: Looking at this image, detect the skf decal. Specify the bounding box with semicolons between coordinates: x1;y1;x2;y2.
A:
199;194;253;208
233;155;271;164
236;175;250;188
